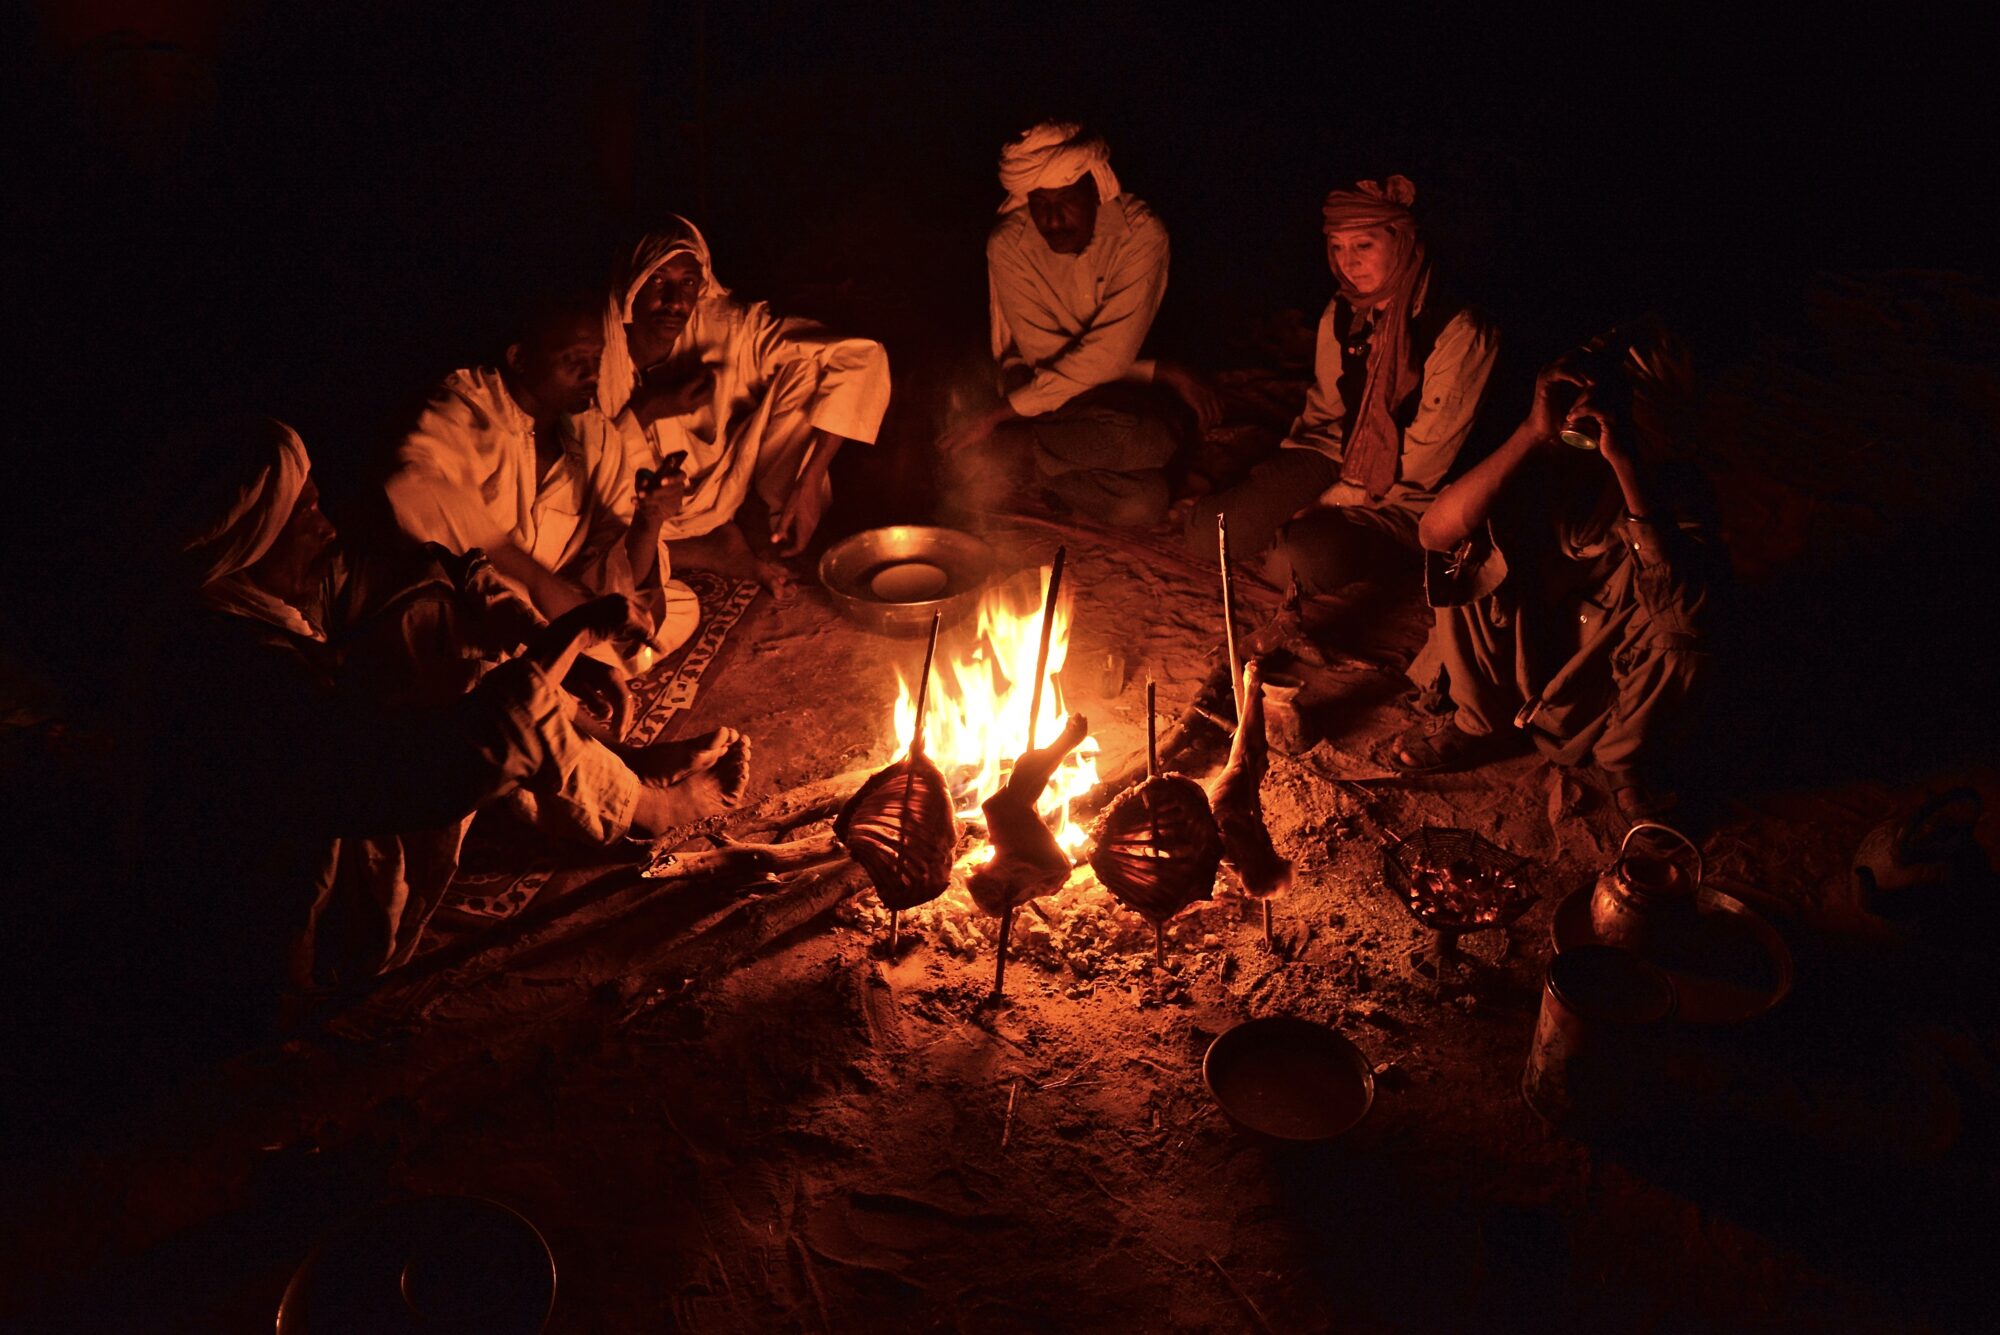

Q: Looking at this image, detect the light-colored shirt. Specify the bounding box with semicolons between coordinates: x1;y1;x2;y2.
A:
1284;301;1499;518
987;193;1168;417
387;368;636;592
616;298;890;541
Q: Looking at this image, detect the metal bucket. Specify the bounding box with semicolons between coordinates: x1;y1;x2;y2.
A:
1521;944;1675;1131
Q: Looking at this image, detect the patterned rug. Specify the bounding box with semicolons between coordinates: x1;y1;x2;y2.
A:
437;568;761;923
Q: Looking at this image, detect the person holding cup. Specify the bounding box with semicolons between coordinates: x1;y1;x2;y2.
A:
1389;320;1720;822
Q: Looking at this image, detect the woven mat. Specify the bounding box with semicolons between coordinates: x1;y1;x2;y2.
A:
437;568;761;923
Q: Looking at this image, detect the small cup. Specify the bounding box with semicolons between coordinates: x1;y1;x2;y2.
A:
1259;670;1314;755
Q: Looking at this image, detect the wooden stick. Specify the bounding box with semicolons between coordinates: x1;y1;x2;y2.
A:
997;547;1066;998
911;611;941;758
1024;545;1067;752
1146;679;1159;780
1217;512;1243;718
1000;1077;1021;1150
890;612;944;902
994;907;1013;996
890;909;900;955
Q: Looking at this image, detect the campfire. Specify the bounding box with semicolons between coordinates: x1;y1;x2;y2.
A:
888;565;1100;872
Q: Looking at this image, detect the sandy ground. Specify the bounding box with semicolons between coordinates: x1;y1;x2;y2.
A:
8;272;2000;1332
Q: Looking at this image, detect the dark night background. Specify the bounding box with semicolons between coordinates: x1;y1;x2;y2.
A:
3;0;1994;670
4;5;2000;1328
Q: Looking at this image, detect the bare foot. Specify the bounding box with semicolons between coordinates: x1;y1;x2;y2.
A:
630;734;753;835
620;727;739;786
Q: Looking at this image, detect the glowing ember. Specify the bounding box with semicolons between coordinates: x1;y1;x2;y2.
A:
890;564;1100;869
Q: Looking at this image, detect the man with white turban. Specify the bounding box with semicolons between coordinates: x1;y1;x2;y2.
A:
386;294;701;658
600;216;890;587
142;419;749;1023
941;120;1221;528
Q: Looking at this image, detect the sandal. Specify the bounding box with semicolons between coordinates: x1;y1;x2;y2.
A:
1606;772;1680;822
1386;716;1508;774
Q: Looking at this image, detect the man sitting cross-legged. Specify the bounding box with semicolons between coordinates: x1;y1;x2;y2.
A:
386;292;701;667
142;418;750;1041
599;215;891;589
940;120;1221;528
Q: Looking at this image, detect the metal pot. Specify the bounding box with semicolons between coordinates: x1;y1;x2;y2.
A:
1589;821;1702;954
817;525;996;637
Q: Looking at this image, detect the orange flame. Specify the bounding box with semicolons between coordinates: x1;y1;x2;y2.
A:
891;565;1100;867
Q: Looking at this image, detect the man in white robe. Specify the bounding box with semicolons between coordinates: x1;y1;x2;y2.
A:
599;216;891;587
386;298;701;658
941;121;1220;528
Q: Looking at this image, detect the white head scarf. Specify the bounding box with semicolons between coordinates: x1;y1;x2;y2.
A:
597;214;731;418
179;418;323;639
997;121;1121;214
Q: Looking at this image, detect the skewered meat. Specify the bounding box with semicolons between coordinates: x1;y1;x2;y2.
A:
1089;772;1223;925
1209;660;1292;899
835;749;960;912
966;714;1089;918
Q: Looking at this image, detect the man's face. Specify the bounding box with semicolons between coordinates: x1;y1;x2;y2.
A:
514;314;605;416
1325;226;1397;297
630;254;705;349
1027;176;1100;255
251;475;338;600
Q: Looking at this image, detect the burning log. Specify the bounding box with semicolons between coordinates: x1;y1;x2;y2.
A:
835;615;959;949
1089;681;1223;966
1211;660;1293;950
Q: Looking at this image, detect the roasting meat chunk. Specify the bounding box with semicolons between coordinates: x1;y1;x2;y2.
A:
835;749;960;912
1088;773;1223;925
1209;660;1292;899
967;713;1089;918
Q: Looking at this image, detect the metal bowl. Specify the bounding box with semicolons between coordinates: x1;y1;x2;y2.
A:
818;525;995;637
1203;1016;1375;1142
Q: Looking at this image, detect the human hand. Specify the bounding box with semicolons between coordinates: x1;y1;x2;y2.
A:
770;470;831;557
534;592;649;666
1316;480;1369;508
1527;355;1594;444
563;653;633;736
1158;361;1224;432
1572;397;1636;472
634;457;687;529
631;361;714;423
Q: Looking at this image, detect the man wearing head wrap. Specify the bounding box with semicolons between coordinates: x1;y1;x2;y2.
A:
1187;176;1498;595
387;294;701;659
137;420;749;1042
941;120;1222;529
600;216;890;587
1390;322;1717;822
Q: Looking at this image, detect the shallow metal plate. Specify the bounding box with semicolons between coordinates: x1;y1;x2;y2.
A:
817;525;996;637
1203;1016;1375;1142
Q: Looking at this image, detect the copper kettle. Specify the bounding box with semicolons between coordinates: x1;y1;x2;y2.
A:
1590;822;1703;954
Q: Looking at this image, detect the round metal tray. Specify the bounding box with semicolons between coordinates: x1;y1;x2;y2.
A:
817;525;995;637
1553;883;1793;1024
1203;1016;1375;1142
276;1194;555;1334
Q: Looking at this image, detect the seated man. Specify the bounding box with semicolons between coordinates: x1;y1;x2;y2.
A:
941;120;1220;528
1188;175;1497;595
599;215;890;587
1390;323;1717;821
386;294;700;656
145;419;749;1039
